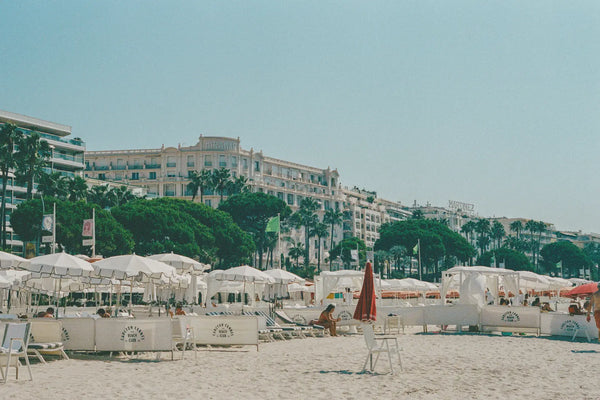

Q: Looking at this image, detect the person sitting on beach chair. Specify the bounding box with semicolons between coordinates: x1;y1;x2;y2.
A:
316;304;341;336
175;304;186;316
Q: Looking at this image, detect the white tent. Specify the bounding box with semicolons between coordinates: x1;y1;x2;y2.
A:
441;266;520;307
207;266;274;305
315;270;371;304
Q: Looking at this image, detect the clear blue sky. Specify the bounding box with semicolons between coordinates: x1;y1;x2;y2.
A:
1;1;599;233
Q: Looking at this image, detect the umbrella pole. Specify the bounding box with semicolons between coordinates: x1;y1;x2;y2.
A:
130;279;134;316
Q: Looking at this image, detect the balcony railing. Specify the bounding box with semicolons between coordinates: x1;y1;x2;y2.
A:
95;166;109;170
187;162;195;167
166;162;176;168
129;165;144;170
114;165;126;170
145;164;161;169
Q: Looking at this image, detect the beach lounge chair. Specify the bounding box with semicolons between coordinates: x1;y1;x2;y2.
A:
274;310;326;337
241;311;285;341
27;320;69;364
384;315;404;335
0;322;33;383
254;311;305;339
361;323;402;375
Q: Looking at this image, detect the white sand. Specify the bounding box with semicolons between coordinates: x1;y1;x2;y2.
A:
3;328;600;400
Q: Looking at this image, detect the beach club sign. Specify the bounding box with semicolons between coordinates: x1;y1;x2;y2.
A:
480;306;541;332
95;319;172;352
183;315;258;347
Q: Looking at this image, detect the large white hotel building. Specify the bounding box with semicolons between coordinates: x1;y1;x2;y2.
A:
85;136;410;265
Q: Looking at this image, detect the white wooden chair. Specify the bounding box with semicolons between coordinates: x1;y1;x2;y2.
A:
361;323;402;374
171;319;197;360
0;322;33;383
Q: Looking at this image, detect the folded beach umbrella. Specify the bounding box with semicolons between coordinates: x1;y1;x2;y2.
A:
353;261;377;322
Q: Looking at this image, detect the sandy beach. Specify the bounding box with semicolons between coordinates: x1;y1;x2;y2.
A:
3;327;600;400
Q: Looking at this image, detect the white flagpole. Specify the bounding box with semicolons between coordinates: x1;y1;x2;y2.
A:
52;202;56;254
418;238;422;281
277;213;281;269
92;208;96;258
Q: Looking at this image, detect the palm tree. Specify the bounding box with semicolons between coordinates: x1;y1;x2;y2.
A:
107;186;138;207
460;221;476;246
535;221;547;271
287;240;305;269
310;222;329;273
474;219;491;255
509;220;523;240
323;209;343;270
87;185;110;208
187;170;201;201
389;245;406;275
291;197;320;270
0;123;22;249
226;175;249;196
525;219;538;268
37;172;69;200
68;176;88;202
490;221;506;249
197;169;214;203
211;167;231;202
14;131;51;200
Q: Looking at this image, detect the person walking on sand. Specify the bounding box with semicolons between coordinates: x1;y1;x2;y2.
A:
586;283;600;341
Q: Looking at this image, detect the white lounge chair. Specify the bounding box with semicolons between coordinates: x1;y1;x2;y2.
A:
28;320;69;363
361;323;402;375
0;322;33;383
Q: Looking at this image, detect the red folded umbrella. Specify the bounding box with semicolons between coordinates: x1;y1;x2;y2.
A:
353;261;377;322
566;282;599;298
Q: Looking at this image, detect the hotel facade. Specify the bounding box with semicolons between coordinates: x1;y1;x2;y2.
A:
85;136;410;267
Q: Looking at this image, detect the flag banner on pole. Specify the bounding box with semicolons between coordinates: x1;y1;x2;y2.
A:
265;216;280;233
42;214;54;232
82;219;94;237
350;249;358;261
413;243;419;255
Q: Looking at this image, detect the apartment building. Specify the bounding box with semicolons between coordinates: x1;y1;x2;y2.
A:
341;187;411;250
0;110;86;253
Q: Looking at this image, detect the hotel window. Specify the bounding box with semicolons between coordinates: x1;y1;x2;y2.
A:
242;158;248;169
205;155;213;167
231;156;238;168
167;156;176;168
187;155;194;167
219;155;227;167
98;173;106;180
287;194;294;205
149;172;156;180
254;161;260;172
205;199;212;207
131;172;139;180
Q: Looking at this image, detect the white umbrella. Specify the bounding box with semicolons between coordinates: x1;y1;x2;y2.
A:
93;254;179;315
0;251;27;269
213;265;274;283
92;254;178;281
263;269;305;284
147;252;210;274
0;275;10;289
18;252;94;277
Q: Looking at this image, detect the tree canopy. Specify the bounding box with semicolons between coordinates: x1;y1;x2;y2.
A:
111;197;255;268
477;248;532;271
375;219;475;278
540;241;592;277
218;192;291;269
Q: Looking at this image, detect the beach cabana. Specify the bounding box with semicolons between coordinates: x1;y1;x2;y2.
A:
441;266;520;307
